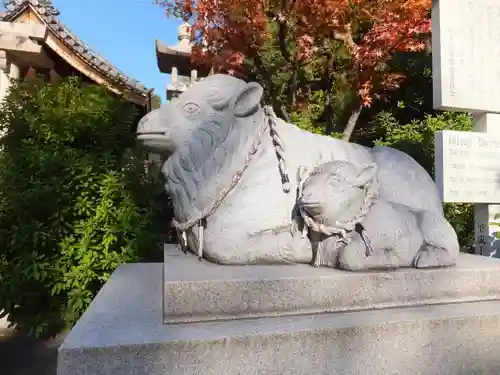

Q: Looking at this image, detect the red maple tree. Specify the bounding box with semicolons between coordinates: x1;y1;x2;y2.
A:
158;0;431;139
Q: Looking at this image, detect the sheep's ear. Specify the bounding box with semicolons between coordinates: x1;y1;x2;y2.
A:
351;163;377;187
232;82;263;117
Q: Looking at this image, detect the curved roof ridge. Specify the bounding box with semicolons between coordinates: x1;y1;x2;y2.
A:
2;0;151;97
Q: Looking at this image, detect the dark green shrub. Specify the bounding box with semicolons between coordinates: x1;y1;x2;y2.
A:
0;77;169;337
366;111;474;248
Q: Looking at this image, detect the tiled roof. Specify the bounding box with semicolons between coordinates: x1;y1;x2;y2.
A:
2;0;151;98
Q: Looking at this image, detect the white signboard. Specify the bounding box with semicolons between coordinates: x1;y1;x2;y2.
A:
435;130;500;203
432;0;500;113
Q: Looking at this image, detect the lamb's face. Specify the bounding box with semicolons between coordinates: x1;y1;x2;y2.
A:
298;161;377;224
299;172;364;222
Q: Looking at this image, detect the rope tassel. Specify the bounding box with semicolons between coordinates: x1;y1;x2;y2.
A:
197;218;206;261
355;223;374;257
177;229;188;253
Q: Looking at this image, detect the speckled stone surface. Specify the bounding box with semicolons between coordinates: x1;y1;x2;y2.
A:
164;244;500;323
59;260;500;375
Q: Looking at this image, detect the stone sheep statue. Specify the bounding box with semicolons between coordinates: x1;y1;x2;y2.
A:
136;74;459;271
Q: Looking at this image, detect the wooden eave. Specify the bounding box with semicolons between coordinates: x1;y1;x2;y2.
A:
3;4;151;107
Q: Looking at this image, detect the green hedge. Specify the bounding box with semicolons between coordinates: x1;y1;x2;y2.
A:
0;77;169;337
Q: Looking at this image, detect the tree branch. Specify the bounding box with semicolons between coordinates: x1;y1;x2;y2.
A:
285;56;300;108
332;24;357;53
274;0;298;63
252;54;273;88
277;16;291;62
279;104;290;122
252;53;289;121
424;33;432;55
322;52;336;133
342;102;363;141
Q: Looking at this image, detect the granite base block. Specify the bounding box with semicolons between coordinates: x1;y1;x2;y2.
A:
164;244;500;323
59;261;500;375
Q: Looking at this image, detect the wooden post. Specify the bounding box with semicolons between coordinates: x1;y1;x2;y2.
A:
9;60;19;80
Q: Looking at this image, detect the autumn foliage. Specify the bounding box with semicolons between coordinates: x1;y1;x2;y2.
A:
158;0;431;139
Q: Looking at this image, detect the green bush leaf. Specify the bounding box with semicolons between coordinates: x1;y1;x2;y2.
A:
0;77;171;337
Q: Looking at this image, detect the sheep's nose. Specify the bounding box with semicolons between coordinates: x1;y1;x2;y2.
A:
137;113;150;133
137;110;161;135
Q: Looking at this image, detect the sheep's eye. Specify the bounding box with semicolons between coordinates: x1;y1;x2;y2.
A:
183;102;200;115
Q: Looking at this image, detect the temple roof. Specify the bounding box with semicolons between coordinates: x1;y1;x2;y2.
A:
2;0;151;100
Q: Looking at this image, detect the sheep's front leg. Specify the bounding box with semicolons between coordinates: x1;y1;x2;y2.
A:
286;230;314;264
312;235;342;268
339;236;400;271
201;228;312;265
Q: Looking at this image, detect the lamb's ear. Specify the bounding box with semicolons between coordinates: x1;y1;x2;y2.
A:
351;163;378;187
232;82;263;117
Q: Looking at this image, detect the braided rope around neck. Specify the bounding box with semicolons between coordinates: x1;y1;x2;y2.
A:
171;106;291;259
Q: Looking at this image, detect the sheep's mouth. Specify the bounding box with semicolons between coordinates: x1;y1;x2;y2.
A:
136;132;166;136
136;133;175;155
136;132;168;141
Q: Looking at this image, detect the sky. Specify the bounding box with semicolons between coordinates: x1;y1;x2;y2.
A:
3;0;183;103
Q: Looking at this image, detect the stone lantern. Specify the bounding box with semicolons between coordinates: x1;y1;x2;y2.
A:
155;21;210;100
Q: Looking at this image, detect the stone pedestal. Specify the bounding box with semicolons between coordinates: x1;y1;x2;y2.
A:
58;245;500;375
